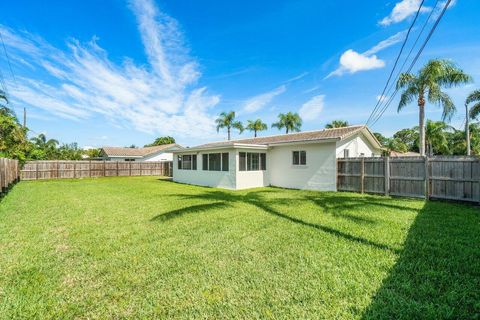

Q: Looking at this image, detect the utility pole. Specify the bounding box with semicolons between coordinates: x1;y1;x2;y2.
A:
466;103;471;156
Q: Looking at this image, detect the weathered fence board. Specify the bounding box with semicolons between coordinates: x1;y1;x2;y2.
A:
20;160;173;180
337;156;480;203
0;158;20;193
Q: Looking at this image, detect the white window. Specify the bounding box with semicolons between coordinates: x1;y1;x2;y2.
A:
239;152;266;171
292;151;306;165
202;153;229;171
177;154;197;170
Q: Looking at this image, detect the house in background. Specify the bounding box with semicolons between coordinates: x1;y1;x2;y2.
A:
172;125;382;191
100;144;182;162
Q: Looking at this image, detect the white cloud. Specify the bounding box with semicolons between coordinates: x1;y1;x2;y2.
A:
242;85;286;113
326;31;406;78
0;0;220;140
299;95;325;121
379;0;431;26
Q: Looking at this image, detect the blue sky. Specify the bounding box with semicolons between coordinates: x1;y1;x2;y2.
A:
0;0;479;147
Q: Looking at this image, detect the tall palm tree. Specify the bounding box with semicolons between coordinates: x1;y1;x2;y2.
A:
246;119;267;137
396;59;472;156
215;111;244;140
31;133;59;151
271;112;302;134
325;120;349;129
466;89;480;155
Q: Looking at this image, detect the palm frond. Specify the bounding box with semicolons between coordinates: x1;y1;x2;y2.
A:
397;86;417;112
466;90;480;105
396;73;417;90
469;102;480;120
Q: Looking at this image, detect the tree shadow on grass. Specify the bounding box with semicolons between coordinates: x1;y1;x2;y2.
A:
154;189;400;253
361;201;480;319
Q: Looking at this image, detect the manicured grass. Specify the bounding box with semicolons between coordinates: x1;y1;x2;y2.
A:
0;177;479;319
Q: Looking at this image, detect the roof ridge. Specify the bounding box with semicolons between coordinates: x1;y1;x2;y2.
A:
203;125;365;145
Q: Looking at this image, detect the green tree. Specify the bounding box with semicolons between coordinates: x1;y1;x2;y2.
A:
144;136;176;147
246;119;268;137
325;120;349;129
83;148;102;159
393;128;419;152
465;89;480;155
396;59;472;156
373;132;388;146
386;138;409;154
31;133;59;159
215;111;244;140
421;120;452;156
271;112;302;134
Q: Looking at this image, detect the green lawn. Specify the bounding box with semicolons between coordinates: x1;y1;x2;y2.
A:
0;177;479;319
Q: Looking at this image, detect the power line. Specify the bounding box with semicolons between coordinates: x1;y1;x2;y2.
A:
0;31;17;87
368;0;453;127
365;0;426;126
366;0;440;127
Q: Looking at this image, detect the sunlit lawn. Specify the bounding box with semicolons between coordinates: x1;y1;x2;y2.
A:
0;176;478;319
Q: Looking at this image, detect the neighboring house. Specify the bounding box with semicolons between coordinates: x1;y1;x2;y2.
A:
172;125;382;191
389;151;421;157
100;144;182;162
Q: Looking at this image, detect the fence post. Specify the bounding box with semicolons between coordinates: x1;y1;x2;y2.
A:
140;162;142;176
384;156;390;196
56;161;59;179
89;160;92;178
424;156;429;200
129;161;132;176
103;160;106;177
116;161;119;176
35;161;39;180
360;157;365;193
73;161;76;179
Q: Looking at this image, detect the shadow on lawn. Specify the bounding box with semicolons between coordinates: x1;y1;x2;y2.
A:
362;201;480;319
152;189;402;253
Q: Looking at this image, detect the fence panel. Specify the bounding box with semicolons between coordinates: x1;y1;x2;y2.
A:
337;156;480;203
20;160;173;180
0;158;20;193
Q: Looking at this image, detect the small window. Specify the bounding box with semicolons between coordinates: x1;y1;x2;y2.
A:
177;155;182;169
239;152;246;171
293;151;306;165
202;154;208;170
343;149;350;158
192;155;197;170
222;153;229;171
247;153;259;171
260;153;266;170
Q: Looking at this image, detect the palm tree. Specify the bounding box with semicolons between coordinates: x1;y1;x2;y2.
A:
325;120;349;129
465;89;480;155
421;120;452;156
215;111;244;140
31;133;59;152
246;119;268;137
271;112;302;134
396;59;472;156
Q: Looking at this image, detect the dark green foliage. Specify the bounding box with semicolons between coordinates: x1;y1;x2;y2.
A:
144;136;176;147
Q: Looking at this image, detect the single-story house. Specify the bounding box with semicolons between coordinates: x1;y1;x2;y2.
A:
172;125;382;191
100;144;182;162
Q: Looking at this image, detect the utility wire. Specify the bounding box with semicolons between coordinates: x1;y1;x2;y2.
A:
365;0;426;126
368;0;453;127
0;31;17;87
366;0;440;127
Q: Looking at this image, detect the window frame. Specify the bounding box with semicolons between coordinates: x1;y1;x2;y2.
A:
177;154;197;170
202;152;229;171
239;152;266;171
343;149;350;158
292;150;306;166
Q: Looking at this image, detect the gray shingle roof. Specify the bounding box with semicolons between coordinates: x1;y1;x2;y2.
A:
194;125;373;149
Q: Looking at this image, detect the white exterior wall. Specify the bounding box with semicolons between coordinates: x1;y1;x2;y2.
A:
143;152;174;162
336;134;381;158
235;149;269;189
173;149;237;189
268;142;337;191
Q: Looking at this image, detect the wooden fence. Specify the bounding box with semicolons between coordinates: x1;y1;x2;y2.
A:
337;156;480;203
0;158;20;193
20;160;173;180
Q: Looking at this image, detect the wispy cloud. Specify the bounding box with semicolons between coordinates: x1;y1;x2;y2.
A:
241;85;286;113
326;31;406;78
1;0;220;139
283;72;309;84
379;0;430;26
299;95;325;121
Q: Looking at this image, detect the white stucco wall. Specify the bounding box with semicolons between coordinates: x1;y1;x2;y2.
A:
268;142;337;191
336;134;381;158
143;152;174;162
235;149;269;189
173;149;237;189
